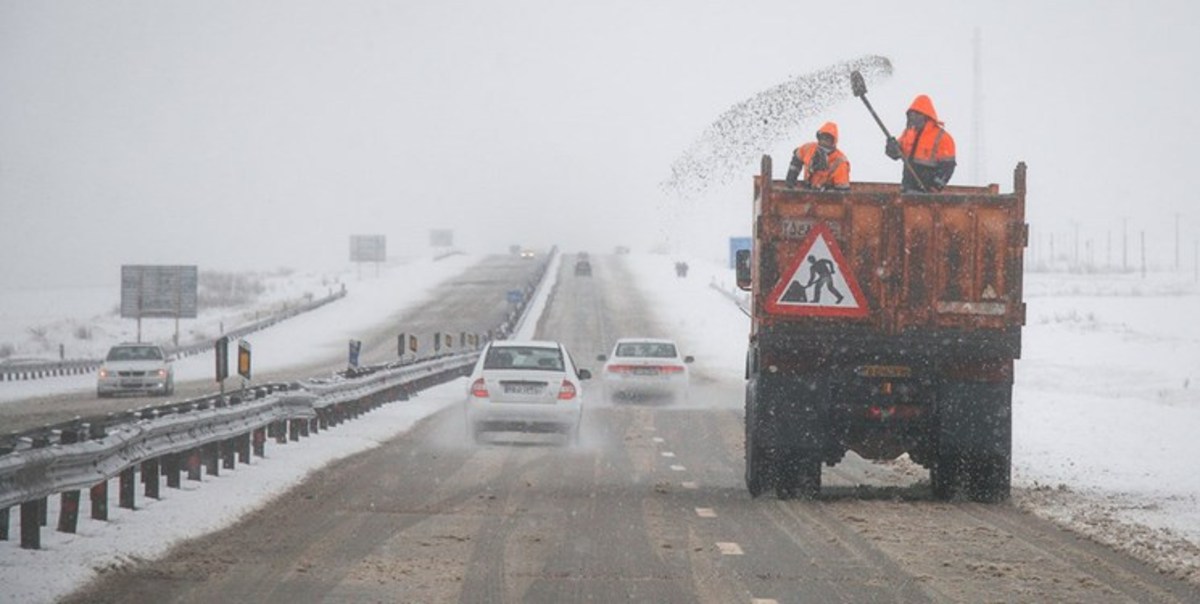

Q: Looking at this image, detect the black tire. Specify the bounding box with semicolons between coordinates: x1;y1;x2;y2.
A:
775;449;821;500
745;383;770;497
931;450;961;501
967;454;1011;503
746;439;769;498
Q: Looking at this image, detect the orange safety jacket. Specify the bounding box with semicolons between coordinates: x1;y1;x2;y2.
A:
794;143;850;190
897;95;956;191
792;121;850;190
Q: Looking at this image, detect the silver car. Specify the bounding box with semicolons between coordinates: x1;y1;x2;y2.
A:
97;343;175;397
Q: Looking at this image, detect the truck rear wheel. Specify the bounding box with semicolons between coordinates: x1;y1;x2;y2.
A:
775;449;821;500
931;450;961;501
966;454;1011;503
745;384;771;497
746;440;769;498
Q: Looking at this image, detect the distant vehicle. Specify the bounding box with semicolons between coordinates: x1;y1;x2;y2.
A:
574;259;592;276
598;338;692;403
614;246;631;255
97;343;175;397
520;249;536;259
509;244;522;255
465;340;591;444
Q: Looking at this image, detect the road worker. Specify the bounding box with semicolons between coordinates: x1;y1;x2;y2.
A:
885;94;956;192
785;122;850;191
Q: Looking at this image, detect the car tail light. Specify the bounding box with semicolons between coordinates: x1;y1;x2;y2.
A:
470;378;489;398
557;380;576;400
660;365;685;374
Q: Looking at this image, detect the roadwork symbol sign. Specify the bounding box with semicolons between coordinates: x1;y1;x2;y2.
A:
765;222;869;317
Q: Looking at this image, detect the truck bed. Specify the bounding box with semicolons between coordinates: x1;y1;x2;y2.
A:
750;157;1028;343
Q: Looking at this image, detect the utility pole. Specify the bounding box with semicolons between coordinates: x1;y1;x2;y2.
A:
1141;230;1147;279
972;28;985;185
1122;217;1128;271
1073;222;1080;269
1106;230;1111;271
1175;213;1181;271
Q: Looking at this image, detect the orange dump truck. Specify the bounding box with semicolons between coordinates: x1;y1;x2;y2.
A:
736;155;1028;501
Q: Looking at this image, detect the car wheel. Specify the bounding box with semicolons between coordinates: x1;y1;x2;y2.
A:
471;425;487;445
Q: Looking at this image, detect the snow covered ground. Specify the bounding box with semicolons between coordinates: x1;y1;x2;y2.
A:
1;252;1199;600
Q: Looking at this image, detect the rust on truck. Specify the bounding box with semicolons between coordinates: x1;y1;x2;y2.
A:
739;155;1028;502
750;154;1027;335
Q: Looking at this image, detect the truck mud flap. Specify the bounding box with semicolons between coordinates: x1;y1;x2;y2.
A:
749;375;830;449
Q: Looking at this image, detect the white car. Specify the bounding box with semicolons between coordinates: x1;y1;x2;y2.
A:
598;338;693;403
97;343;175;397
465;340;590;444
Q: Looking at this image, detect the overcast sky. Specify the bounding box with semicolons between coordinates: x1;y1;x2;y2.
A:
2;0;1197;288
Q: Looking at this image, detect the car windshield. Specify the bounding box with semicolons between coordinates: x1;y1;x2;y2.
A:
615;342;677;358
483;346;564;371
106;346;164;362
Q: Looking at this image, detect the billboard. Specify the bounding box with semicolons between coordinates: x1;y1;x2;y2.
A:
350;235;387;262
120;265;198;319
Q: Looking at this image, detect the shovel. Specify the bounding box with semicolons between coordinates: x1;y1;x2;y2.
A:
850;70;927;191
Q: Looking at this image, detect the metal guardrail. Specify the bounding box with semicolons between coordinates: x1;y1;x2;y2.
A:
0;250;555;551
0;289;348;382
0;351;478;549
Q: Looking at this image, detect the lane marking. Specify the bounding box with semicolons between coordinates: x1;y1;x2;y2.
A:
695;507;717;518
716;542;744;555
752;599;779;604
669;464;686;472
681;481;698;489
661;451;676;458
652;437;665;443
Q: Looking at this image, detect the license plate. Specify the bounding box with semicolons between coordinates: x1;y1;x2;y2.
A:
633;368;659;376
504;384;543;395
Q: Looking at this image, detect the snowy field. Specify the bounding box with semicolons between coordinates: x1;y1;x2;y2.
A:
1;253;1199;600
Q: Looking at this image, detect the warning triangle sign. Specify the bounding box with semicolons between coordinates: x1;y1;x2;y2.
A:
765;222;869;317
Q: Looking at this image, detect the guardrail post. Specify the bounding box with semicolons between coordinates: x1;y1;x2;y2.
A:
165;453;181;489
90;481;108;520
299;417;310;438
119;466;136;509
317;409;329;431
289;419;302;441
222;438;236;470
20;500;41;549
253;428;266;457
204;442;220;476
308;417;320;435
273;421;287;444
187;449;203;481
238;433;251;464
0;507;8;540
55;427;83;533
142;458;160;499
